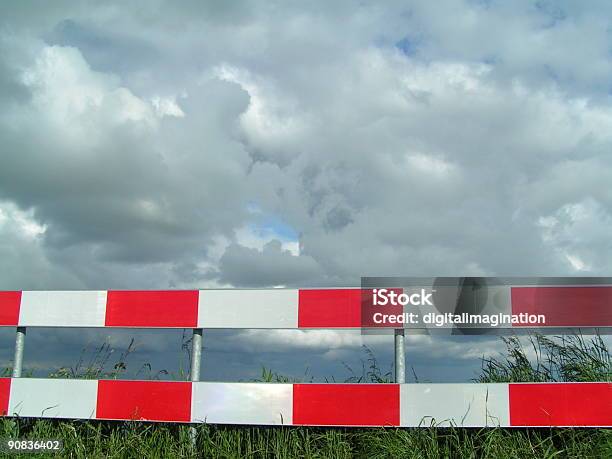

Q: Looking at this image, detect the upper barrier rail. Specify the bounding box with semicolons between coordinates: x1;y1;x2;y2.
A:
1;287;612;328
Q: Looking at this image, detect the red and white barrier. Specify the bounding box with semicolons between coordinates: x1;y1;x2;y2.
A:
1;287;611;328
0;379;609;427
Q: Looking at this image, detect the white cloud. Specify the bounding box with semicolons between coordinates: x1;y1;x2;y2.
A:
235;225;299;256
22;45;156;129
0;201;46;239
536;198;612;273
151;95;185;118
221;328;503;363
0;201;80;289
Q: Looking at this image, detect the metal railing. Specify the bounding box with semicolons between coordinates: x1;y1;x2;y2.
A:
0;287;610;427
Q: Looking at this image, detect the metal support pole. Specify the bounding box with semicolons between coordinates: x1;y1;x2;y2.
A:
394;328;405;383
189;329;203;449
12;327;26;378
190;328;203;382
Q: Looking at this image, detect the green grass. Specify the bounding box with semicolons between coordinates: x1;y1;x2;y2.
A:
478;334;611;383
1;334;610;458
2;417;610;458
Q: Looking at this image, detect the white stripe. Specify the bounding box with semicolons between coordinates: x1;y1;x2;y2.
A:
191;382;293;425
198;290;298;328
400;383;509;427
8;378;98;419
19;291;107;327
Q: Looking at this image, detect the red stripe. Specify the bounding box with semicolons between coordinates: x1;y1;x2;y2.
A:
96;380;192;422
509;383;612;426
0;292;21;326
0;378;10;416
511;287;612;327
298;289;362;327
105;291;198;327
293;384;400;426
298;289;403;328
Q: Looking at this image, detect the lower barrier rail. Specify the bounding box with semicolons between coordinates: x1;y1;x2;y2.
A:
0;378;610;427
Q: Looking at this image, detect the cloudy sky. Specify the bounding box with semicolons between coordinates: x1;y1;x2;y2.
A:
1;1;611;382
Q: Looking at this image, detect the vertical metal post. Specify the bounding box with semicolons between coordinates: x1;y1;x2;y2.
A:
394;328;405;383
189;328;203;449
190;328;203;382
12;327;26;378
